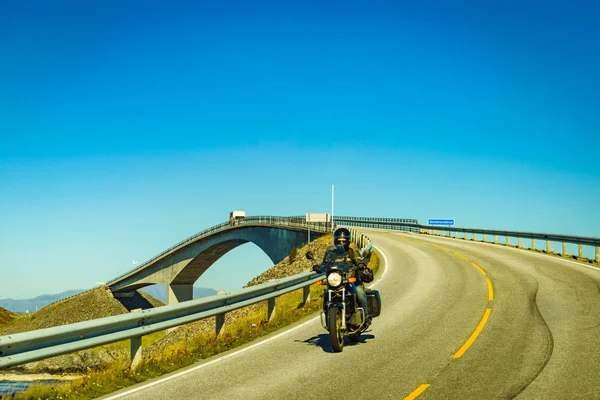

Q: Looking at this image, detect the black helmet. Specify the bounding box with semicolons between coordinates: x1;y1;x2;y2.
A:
333;228;351;250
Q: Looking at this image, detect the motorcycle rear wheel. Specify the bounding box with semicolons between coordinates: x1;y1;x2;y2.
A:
328;307;344;352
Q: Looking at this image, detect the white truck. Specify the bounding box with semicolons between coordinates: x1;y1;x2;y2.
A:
229;210;246;226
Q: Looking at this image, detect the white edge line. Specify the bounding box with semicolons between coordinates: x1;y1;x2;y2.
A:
104;246;390;399
370;244;389;289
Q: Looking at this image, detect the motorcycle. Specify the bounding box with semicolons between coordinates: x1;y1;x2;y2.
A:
306;244;382;352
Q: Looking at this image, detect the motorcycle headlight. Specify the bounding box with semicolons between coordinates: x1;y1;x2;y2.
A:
327;271;343;287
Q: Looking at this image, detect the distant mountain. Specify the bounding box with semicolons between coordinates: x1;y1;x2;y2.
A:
139;285;217;303
0;289;86;314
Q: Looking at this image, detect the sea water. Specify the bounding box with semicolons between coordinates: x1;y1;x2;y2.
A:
0;380;65;397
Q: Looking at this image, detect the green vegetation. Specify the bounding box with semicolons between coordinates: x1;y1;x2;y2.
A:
14;235;380;400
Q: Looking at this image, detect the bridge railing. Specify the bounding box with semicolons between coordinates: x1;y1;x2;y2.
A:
334;216;419;232
106;216;332;286
333;217;600;263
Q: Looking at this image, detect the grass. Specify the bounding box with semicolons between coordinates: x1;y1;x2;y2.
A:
13;243;380;400
0;306;17;326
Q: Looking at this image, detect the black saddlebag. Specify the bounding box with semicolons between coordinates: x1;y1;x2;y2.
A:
366;289;381;318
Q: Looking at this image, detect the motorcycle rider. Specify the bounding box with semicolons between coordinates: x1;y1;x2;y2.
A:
319;227;373;328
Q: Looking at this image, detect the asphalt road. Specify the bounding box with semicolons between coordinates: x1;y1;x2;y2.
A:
102;229;600;399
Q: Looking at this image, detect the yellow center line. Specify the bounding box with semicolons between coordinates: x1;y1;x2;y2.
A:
453;252;469;261
404;384;431;400
486;278;494;301
453;308;492;358
471;262;487;276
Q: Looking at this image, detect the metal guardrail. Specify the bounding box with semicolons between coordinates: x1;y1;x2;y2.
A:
0;271;323;370
333;217;600;263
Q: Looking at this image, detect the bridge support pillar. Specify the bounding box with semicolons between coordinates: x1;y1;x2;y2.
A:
130;336;142;370
578;244;583;259
166;284;194;333
167;284;194;305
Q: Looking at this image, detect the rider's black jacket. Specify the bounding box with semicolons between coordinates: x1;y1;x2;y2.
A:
319;245;370;283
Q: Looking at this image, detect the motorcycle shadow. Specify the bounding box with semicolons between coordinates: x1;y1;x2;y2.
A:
298;332;376;353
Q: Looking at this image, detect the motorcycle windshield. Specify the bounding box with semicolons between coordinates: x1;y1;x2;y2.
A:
327;261;352;273
322;245;353;273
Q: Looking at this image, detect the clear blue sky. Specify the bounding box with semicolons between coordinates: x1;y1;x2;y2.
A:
1;0;598;299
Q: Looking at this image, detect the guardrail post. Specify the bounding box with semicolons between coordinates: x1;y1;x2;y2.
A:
563;242;567;255
596;247;600;263
531;239;536;250
578;244;583;259
518;238;522;248
463;232;467;240
216;313;225;336
303;286;311;304
472;233;476;241
483;234;487;242
130;336;143;370
494;235;498;244
546;240;551;254
268;298;276;321
505;236;509;246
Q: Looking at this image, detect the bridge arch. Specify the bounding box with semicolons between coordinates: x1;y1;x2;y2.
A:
109;225;325;304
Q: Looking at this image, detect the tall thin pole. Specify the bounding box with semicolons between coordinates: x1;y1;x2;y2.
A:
332;185;335;233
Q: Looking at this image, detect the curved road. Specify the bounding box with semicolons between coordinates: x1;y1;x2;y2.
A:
103;229;600;399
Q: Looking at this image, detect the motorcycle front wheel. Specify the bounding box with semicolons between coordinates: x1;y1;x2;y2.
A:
328;307;344;352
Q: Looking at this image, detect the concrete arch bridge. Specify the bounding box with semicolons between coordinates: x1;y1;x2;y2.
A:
106;217;331;305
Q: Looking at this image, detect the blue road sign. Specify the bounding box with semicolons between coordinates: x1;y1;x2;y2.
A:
428;219;455;226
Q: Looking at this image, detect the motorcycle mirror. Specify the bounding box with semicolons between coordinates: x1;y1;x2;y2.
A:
360;244;373;259
306;251;315;260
